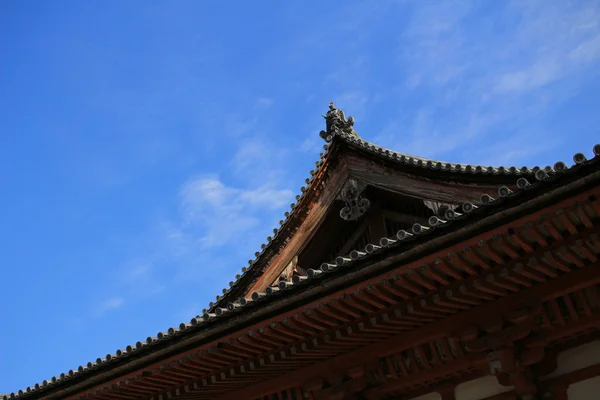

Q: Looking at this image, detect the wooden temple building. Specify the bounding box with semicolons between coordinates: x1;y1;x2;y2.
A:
7;103;600;400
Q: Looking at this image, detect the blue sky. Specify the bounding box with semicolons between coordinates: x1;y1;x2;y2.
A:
1;0;599;392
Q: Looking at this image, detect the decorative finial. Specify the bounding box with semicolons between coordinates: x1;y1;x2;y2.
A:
319;102;358;142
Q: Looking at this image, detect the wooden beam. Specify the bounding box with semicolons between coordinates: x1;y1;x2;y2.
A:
338;220;368;256
481;361;600;400
364;353;488;398
216;263;600;400
546;359;600;387
526;312;600;347
246;158;349;295
438;386;457;400
381;209;427;226
297;201;350;271
366;201;388;244
344;152;502;204
547;383;568;400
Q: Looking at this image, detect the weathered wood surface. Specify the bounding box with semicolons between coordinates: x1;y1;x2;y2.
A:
381;209;428;225
345;152;506;204
366;200;388;244
337;220;368;257
246;157;350;295
297;200;357;274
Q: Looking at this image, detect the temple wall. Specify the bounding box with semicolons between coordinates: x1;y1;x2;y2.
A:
454;376;514;400
405;340;600;400
409;393;441;400
542;340;600;379
542;340;600;400
567;376;600;400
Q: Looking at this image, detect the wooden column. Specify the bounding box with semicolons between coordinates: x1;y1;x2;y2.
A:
366;200;387;243
437;386;456;400
548;383;568;400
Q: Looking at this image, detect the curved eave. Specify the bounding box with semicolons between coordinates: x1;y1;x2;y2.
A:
336;132;554;185
7;144;600;400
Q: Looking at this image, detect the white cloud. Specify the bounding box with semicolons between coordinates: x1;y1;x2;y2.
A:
494;59;563;94
230;140;270;175
569;33;600;63
239;187;293;208
121;260;166;299
223;117;259;139
96;297;124;316
180;176;292;249
299;134;321;153
333;91;370;121
255;97;274;110
372;0;600;165
229;138;294;188
399;0;600;94
180;176;292;215
126;264;151;280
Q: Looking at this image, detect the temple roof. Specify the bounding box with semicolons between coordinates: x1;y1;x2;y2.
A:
212;103;552;308
5;104;600;400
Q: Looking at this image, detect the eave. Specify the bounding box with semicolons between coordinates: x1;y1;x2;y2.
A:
8;142;600;400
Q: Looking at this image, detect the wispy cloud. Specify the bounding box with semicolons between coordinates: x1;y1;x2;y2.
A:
180;175;292;249
121;260;166;299
369;0;600;166
254;97;274;110
111;131;296;296
95;297;125;317
493;2;600;94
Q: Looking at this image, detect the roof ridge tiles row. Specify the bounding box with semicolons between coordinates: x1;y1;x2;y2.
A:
6;142;600;400
338;132;551;175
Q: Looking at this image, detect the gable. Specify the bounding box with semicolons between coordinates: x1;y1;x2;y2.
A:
248;172;505;296
214;103;537;309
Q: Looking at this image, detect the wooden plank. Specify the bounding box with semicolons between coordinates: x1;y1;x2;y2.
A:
345;152;502;204
338;220;368;256
366;201;388;244
381;209;427;226
297;203;351;272
245;157;350;295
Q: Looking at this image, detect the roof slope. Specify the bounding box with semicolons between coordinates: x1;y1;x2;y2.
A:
213;103;543;307
5;103;599;399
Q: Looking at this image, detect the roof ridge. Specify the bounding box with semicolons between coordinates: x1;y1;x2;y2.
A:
337;132;541;175
315;102;549;175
